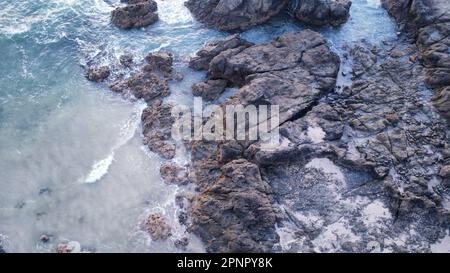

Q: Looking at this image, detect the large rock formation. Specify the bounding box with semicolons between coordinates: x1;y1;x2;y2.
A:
293;0;352;27
186;25;450;251
382;0;450;120
111;0;159;29
185;0;352;30
187;30;340;252
185;0;289;31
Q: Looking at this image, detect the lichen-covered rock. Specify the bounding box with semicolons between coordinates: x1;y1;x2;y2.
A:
111;0;158;29
293;0;352;27
185;0;289;31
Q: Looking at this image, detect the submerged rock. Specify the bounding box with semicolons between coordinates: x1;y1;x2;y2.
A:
293;0;352;27
174;237;189;250
56;241;81;253
119;54;133;67
111;0;158;29
146;213;172;241
40;234;50;243
185;0;289;31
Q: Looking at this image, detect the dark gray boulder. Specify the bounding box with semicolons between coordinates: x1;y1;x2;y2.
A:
185;0;289;31
111;0;158;29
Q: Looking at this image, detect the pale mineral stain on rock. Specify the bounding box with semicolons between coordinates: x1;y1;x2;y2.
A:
431;231;450;253
305;158;345;183
307;126;326;144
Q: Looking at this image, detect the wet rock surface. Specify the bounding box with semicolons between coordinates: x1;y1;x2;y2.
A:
382;0;450;121
160;162;190;185
185;0;289;31
189;159;278;252
111;0;158;29
293;0;352;27
86;66;110;82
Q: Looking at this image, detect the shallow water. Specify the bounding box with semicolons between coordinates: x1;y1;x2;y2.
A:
0;0;398;252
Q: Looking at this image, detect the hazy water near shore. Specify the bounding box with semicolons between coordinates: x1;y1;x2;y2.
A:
0;0;399;252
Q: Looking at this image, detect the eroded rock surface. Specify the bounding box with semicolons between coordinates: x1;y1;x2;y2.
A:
253;40;450;252
382;0;450;120
187;30;340;252
293;0;352;27
185;0;289;31
142;100;177;159
186;24;450;251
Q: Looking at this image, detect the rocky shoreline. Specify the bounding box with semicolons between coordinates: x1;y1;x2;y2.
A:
84;0;450;253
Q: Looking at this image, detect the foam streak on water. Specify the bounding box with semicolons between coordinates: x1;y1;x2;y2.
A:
82;102;145;184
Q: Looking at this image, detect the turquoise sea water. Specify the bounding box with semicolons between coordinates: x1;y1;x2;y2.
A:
0;0;396;252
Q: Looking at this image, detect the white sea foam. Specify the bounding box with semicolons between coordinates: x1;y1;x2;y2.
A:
155;0;193;25
82;103;145;184
84;153;115;184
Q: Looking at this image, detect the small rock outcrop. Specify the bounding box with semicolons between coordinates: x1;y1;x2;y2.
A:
185;0;289;31
293;0;352;27
86;66;110;82
146;213;172;241
111;0;159;29
144;51;174;78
